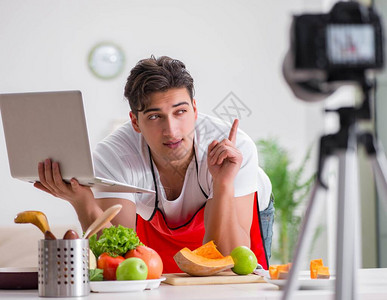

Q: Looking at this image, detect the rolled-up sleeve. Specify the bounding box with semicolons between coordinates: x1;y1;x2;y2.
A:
234;134;272;211
92;143;136;203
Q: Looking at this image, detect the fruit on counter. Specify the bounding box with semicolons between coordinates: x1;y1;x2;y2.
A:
14;210;51;234
269;263;292;279
97;252;125;280
63;229;79;239
230;246;258;275
278;264;292;279
173;241;234;276
116;257;148;281
310;259;330;279
310;259;323;279
125;245;163;279
269;265;279;279
316;266;330;279
269;260;330;280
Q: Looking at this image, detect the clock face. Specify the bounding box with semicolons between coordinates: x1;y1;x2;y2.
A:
88;43;125;79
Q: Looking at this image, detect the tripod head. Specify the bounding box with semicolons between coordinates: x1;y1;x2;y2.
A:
317;76;376;188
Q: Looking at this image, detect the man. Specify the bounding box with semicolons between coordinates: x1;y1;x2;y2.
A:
35;56;273;272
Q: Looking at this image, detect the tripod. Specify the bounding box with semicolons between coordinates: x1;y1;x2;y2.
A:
282;79;387;300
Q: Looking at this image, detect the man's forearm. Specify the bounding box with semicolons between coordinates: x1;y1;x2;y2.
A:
70;195;105;232
203;180;250;255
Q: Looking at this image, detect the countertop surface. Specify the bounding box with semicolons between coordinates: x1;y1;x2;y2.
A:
1;268;387;300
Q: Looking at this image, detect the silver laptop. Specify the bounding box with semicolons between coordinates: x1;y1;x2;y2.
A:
0;90;154;194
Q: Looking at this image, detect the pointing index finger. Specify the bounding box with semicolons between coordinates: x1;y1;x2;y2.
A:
228;119;239;144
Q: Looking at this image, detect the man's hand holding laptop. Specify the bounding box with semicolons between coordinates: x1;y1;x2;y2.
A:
34;158;93;204
33;158;106;229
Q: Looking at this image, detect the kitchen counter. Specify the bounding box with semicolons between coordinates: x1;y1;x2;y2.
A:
1;268;386;300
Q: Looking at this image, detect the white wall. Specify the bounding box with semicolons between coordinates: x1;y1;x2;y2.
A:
0;1;326;230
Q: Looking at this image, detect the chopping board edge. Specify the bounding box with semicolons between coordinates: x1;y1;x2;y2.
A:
162;272;265;286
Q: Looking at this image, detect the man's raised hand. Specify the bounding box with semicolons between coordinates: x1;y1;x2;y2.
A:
207;119;242;184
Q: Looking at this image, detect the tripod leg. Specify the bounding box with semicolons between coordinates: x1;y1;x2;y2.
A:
353;163;362;300
359;134;387;213
369;143;387;214
281;181;325;300
335;147;360;300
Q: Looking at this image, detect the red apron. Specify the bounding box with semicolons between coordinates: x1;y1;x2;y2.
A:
136;192;268;273
136;146;269;273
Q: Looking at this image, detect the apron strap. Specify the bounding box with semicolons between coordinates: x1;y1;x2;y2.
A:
146;144;208;223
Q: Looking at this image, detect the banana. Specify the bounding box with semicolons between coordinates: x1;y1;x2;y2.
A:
14;210;51;234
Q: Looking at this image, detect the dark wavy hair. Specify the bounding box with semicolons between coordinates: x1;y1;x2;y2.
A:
124;55;195;117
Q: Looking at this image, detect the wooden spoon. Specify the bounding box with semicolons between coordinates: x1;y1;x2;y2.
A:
14;210;56;239
83;204;122;239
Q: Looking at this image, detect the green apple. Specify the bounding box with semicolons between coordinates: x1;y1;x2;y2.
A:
230;246;258;275
116;257;148;280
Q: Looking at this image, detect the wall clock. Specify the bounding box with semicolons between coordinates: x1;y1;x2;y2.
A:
88;43;125;79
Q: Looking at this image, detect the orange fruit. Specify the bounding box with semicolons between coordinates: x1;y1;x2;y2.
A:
125;245;163;279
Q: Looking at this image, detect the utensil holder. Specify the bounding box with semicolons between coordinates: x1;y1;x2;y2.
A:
38;239;90;297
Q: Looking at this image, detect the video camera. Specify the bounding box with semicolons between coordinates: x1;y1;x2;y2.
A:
284;1;385;101
294;1;383;74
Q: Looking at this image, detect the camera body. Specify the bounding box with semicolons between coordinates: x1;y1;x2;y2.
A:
292;1;384;77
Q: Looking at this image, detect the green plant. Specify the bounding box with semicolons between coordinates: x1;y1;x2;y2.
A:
256;138;315;264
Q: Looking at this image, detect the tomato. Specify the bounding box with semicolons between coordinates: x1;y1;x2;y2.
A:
97;252;125;280
125;245;163;279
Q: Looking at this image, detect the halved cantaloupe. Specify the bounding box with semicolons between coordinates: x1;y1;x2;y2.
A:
173;241;234;276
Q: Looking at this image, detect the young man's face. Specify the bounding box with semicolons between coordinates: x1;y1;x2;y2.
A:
130;88;198;165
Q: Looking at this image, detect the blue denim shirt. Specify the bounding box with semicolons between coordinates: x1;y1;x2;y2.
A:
259;194;275;260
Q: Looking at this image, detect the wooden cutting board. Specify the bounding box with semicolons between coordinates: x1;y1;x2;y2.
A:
162;271;265;286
